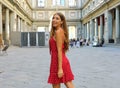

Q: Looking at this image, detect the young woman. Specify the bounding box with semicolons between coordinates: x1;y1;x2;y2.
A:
48;12;75;88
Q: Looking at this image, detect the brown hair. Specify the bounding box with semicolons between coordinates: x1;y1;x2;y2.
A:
50;12;69;52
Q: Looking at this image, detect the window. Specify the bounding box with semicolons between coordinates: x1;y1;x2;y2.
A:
69;0;77;7
38;0;44;7
52;0;65;6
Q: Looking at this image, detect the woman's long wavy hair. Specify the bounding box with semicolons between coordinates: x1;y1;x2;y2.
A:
50;12;69;52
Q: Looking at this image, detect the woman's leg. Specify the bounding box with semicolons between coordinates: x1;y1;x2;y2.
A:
64;81;75;88
52;84;60;88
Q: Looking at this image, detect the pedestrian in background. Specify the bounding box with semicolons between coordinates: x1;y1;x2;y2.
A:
48;12;75;88
76;38;80;48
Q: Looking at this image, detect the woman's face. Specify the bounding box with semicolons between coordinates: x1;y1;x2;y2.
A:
52;14;63;28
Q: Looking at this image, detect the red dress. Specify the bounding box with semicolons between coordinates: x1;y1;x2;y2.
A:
48;37;74;84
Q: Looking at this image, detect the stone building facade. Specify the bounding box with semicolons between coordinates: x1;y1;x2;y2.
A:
0;0;81;47
0;0;120;47
81;0;120;44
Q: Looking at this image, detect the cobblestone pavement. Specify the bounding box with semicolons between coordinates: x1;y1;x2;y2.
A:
0;46;120;88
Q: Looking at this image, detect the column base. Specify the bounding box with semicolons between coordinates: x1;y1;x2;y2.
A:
115;38;120;44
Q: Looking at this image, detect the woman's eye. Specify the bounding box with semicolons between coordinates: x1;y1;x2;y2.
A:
52;16;60;20
52;17;54;19
56;18;59;20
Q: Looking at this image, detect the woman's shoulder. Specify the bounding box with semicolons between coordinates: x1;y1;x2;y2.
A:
55;28;65;40
55;28;64;34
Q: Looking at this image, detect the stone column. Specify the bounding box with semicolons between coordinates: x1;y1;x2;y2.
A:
115;7;120;43
5;8;10;44
94;18;98;37
0;3;2;35
100;15;103;40
104;10;112;43
109;11;113;39
87;22;90;40
83;24;85;39
9;12;17;45
85;24;87;39
90;19;94;42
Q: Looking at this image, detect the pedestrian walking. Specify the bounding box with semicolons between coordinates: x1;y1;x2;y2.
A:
69;39;73;48
80;38;83;47
48;12;75;88
76;38;80;48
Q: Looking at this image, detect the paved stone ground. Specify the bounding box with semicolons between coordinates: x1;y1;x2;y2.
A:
0;45;120;88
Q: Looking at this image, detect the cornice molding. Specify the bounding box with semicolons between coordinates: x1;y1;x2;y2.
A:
81;0;119;24
25;0;33;10
33;7;81;11
10;0;32;24
81;0;90;9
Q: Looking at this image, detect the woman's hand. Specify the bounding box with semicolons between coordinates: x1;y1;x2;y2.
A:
58;68;64;78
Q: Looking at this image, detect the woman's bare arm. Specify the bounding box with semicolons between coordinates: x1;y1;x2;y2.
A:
55;28;64;78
